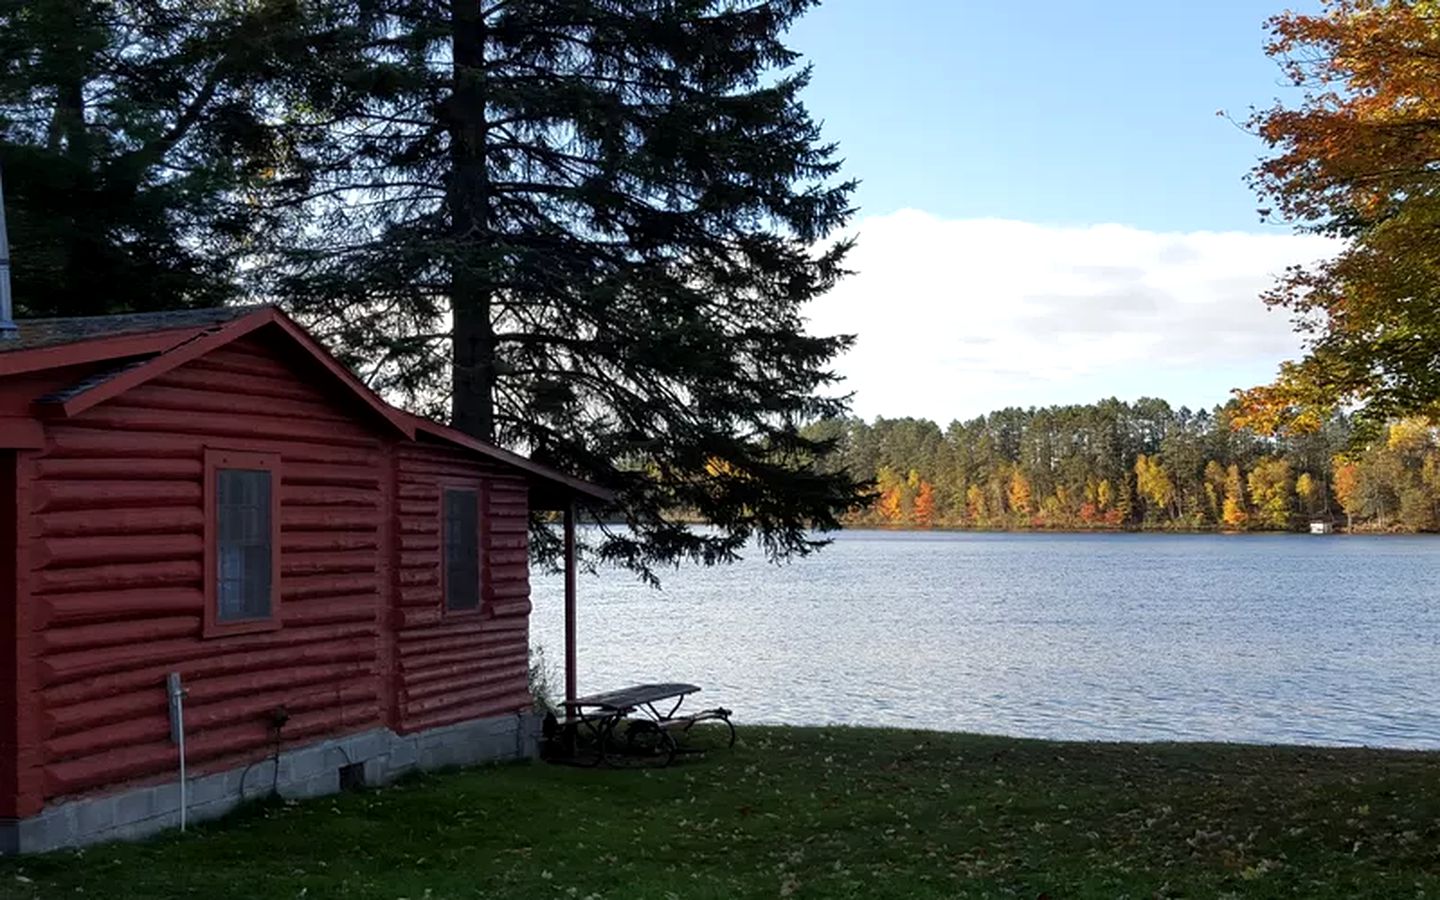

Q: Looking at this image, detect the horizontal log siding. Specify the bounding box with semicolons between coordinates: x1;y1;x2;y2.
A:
394;442;532;733
27;338;386;801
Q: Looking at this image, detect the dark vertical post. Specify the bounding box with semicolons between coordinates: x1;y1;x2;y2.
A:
563;500;577;708
0;453;17;821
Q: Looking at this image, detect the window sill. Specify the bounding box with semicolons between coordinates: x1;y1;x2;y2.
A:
203;617;283;639
441;606;485;621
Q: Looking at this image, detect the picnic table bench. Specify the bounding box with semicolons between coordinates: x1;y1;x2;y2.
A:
546;682;735;767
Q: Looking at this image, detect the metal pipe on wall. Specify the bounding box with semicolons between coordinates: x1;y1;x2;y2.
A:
0;162;17;339
166;673;188;832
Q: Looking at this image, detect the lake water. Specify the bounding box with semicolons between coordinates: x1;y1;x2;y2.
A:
530;530;1440;749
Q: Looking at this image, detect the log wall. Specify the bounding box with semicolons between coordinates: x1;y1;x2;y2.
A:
393;442;532;733
19;336;396;808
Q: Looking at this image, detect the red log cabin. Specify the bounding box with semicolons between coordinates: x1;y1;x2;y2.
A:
0;305;610;854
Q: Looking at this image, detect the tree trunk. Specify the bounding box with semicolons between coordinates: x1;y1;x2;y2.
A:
56;46;87;163
57;43;90;314
447;0;495;441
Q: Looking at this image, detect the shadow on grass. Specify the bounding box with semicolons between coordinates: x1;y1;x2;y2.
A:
1;725;1437;900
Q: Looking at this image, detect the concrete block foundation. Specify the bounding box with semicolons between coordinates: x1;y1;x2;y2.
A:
0;712;540;855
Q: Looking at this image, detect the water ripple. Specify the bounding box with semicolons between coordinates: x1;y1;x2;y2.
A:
532;531;1440;749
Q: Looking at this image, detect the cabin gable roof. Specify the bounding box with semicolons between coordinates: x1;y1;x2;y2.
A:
2;305;612;504
22;307;415;439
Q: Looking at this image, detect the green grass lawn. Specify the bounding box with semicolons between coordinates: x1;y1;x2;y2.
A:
2;726;1438;899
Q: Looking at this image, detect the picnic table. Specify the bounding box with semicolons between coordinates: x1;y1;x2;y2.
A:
551;682;735;767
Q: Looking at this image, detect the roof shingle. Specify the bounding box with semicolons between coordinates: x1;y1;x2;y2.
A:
0;306;265;353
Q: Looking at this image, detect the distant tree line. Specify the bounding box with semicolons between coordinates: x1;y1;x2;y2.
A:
804;400;1440;533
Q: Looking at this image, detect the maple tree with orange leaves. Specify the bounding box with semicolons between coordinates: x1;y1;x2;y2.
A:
912;479;937;528
1236;0;1440;437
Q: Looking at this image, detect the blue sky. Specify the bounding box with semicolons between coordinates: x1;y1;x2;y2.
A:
787;1;1335;422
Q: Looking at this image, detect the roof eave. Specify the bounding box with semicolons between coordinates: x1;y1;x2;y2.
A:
0;328;210;378
408;416;615;506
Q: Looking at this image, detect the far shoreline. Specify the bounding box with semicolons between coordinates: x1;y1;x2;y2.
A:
831;523;1436;538
630;516;1436;537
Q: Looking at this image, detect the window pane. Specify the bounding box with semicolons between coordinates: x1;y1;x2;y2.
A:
217;546;246;621
216;468;272;622
444;489;479;611
241;544;272;618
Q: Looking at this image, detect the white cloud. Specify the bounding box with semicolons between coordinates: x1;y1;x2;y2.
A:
805;209;1340;423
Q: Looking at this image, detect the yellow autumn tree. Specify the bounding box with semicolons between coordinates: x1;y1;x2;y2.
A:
1387;417;1436;456
1295;472;1321;516
1039;493;1065;527
1221;463;1249;530
912;479;937;528
1423;452;1440;497
875;466;908;525
1007;467;1033;519
1248;457;1295;530
1332;458;1361;529
1203;460;1226;521
965;483;987;525
1134;453;1176;520
1054;484;1074;526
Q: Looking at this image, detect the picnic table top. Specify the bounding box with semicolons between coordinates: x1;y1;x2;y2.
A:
569;682;701;712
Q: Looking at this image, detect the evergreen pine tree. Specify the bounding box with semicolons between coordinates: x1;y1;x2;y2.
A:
0;0;348;315
278;0;863;573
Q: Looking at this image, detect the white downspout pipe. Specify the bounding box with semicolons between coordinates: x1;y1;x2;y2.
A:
166;673;189;832
0;162;16;339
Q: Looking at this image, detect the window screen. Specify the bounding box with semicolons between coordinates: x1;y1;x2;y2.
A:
443;489;480;611
216;468;273;622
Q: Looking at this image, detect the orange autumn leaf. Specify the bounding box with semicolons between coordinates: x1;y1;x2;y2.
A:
1239;0;1440;434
